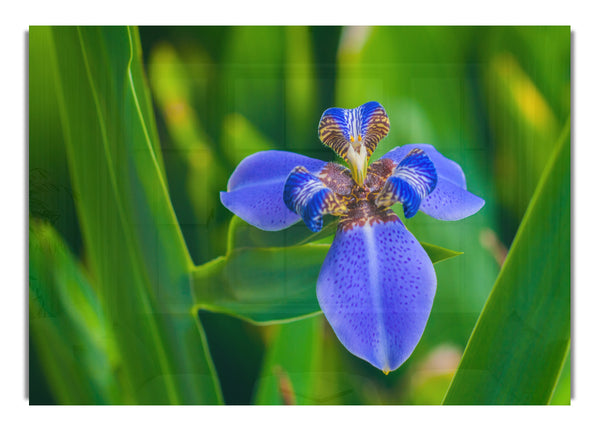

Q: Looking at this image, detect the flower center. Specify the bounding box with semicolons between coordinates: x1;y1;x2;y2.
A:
319;157;398;230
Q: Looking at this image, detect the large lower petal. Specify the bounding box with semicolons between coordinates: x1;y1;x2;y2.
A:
381;144;484;220
220;150;327;231
317;216;436;373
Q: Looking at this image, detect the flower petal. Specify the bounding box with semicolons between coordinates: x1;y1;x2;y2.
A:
283;166;346;232
317;215;436;373
318;101;390;162
381;144;465;188
376;148;437;218
419;180;486;221
381;144;484;220
220;150;327;231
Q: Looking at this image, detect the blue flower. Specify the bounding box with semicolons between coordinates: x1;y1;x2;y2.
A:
221;101;484;373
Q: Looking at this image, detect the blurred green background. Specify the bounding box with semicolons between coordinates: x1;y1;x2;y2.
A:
29;26;570;405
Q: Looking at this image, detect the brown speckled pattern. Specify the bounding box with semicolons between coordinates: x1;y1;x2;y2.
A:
317;158;400;232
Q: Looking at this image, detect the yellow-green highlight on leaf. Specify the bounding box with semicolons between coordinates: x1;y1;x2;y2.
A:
549;345;571;405
443;119;570;405
148;42;226;226
221;113;275;166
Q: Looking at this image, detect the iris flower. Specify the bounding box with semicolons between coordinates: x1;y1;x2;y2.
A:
220;101;484;373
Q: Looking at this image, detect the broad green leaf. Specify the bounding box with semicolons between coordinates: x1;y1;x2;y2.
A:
192;245;329;324
443;120;570;404
29;220;120;404
226;215;338;251
193;216;462;324
29;27;82;257
46;26;222;404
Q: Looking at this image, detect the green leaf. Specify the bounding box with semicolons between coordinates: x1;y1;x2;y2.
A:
219;27;319;155
549;346;571;405
148;42;226;225
192;245;328;325
443;120;570;405
253;316;324;404
193;216;463;325
226;215;339;251
420;242;463;264
29;220;120;404
46;26;222;404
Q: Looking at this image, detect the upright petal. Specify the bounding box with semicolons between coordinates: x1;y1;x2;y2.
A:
318;102;390;183
317;215;436;373
220;150;326;231
283;166;346;232
381;144;484;220
376;148;437;218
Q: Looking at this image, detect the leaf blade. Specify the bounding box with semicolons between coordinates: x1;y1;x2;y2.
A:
47;25;222;404
443;120;570;405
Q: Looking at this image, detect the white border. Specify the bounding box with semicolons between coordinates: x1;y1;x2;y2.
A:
3;1;599;429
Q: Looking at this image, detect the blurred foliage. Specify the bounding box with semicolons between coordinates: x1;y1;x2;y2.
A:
29;25;570;404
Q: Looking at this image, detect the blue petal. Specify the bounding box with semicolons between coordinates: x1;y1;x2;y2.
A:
420;180;486;221
220;150;327;231
381;144;465;188
283;167;345;232
317;216;436;373
381;144;485;220
376;149;437;218
318;101;390;160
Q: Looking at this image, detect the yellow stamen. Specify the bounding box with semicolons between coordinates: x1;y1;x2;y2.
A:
346;144;368;185
350;135;355;143
358;135;362;142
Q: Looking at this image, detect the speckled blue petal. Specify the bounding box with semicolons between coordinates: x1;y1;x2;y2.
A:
381;144;484;220
317;216;436;373
283;166;345;232
376;149;437;218
220;150;327;231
